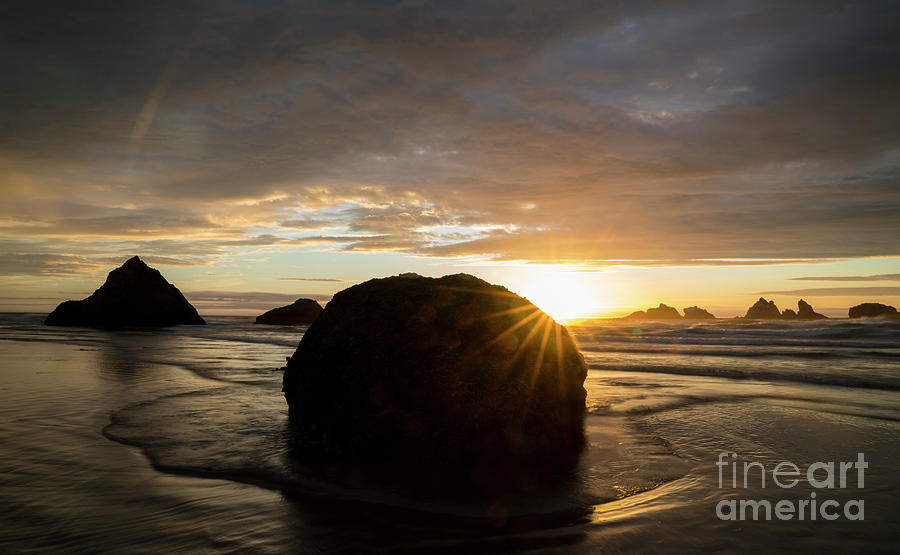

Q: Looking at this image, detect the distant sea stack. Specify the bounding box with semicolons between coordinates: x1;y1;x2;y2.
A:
743;298;828;320
282;273;587;469
624;303;683;320
44;256;205;328
744;297;782;319
796;299;827;320
683;306;716;319
849;303;899;319
255;298;322;325
623;304;716;320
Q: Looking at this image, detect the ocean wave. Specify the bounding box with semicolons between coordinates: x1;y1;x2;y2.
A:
576;345;900;359
102;385;690;524
574;333;900;349
571;319;900;339
585;362;900;390
588;392;900;421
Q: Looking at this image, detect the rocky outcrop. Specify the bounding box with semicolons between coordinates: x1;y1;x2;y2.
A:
282;273;587;469
743;297;782;319
744;298;828;320
45;256;205;328
849;303;899;319
624;303;683;320
682;306;716;319
797;299;827;320
255;298;322;325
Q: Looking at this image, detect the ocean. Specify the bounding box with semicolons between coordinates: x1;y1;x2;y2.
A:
0;313;897;553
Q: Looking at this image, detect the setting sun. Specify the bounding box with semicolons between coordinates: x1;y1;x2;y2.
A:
517;270;604;322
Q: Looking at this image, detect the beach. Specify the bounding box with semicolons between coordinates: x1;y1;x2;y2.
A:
0;313;897;553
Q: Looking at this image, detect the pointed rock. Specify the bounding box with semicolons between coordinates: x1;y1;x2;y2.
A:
796;299;827;320
45;256;205;328
744;297;782;319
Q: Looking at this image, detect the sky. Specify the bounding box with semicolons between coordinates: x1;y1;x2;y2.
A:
1;0;899;318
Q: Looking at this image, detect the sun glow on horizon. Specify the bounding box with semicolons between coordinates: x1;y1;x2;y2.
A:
516;270;606;323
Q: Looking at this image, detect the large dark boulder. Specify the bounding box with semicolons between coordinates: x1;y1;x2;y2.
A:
743;297;782;319
282;273;587;469
797;299;828;320
45;256;205;328
255;298;322;325
624;303;683;320
683;306;716;319
849;303;899;319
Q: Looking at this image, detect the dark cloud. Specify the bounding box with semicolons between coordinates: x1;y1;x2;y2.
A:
1;1;899;270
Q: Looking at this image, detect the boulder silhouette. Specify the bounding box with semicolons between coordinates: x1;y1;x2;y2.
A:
255;298;322;325
44;256;205;328
743;297;782;319
781;309;798;320
849;303;899;319
797;299;828;320
683;306;715;319
625;303;683;320
282;273;587;469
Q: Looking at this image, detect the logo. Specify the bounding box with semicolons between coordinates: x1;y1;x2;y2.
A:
715;452;866;521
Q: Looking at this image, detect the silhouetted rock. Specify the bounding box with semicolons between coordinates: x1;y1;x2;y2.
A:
781;309;798;319
45;256;205;328
683;306;716;319
743;297;782;319
797;299;828;320
624;303;683;320
282;273;587;469
255;298;322;325
849;303;899;319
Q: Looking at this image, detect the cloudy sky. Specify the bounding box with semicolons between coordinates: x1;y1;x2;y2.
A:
2;0;899;317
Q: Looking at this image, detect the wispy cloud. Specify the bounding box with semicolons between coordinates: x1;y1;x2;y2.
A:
756;287;900;296
185;291;332;303
788;274;900;282
184;290;331;312
278;278;349;282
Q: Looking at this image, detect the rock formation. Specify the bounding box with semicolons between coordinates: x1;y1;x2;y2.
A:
624;303;683;320
743;297;782;319
255;298;322;325
849;303;899;319
682;306;716;319
796;299;828;320
44;256;205;328
282;273;587;469
744;298;828;320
